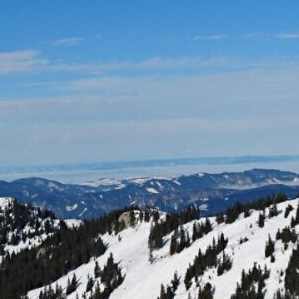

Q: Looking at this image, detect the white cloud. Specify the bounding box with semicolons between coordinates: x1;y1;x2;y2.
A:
274;33;299;39
3;59;299;119
2;58;299;164
51;56;243;75
0;50;48;75
192;34;228;41
51;37;84;46
207;34;228;40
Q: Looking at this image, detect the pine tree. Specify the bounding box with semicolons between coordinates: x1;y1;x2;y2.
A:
265;235;275;258
217;251;232;276
198;283;213;299
94;261;101;278
86;274;94;292
171;271;180;292
178;226;186;252
258;212;265;228
269;204;278;218
184;268;192;290
192;222;198;242
144;209;150;222
66;274;77;295
284;204;293;218
216;212;224;224
170;233;178;255
159;284;166;298
129;210;136;227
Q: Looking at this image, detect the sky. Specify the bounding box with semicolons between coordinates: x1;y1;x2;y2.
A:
0;1;299;167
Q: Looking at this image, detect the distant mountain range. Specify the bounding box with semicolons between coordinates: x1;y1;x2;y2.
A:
0;168;299;219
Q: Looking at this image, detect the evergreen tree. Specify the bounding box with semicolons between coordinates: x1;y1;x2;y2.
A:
284;205;293;218
258;212;265;228
94;261;101;278
231;263;270;299
66;274;77;295
198;283;213;299
217;251;233;276
171;271;180;292
144;209;150;222
86;275;94;292
170;232;178;255
216;212;224;224
149;206;200;252
129;210;136;227
285;244;299;296
265;235;275;258
268;204;279;218
184;234;228;290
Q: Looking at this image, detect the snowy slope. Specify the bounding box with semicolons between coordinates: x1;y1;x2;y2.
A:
25;198;299;299
0;197;82;260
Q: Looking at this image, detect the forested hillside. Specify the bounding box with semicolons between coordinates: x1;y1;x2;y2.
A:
2;195;299;299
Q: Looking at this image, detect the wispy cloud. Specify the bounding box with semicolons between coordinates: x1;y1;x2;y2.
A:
193;34;228;41
51;56;242;75
274;33;299;40
2;59;299;164
243;32;263;38
51;37;84;46
207;34;228;40
194;32;299;41
0;50;48;75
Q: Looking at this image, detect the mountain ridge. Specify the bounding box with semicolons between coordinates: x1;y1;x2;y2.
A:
0;169;299;219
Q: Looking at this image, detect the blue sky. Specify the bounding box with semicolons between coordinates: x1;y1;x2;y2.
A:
0;1;299;166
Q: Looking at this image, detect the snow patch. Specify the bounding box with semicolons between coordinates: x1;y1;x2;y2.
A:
66;204;78;211
0;197;14;208
146;188;159;194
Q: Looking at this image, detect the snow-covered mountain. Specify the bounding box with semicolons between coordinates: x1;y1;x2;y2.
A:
2;196;299;299
0;169;299;219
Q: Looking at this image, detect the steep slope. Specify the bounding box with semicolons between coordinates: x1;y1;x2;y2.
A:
24;197;299;299
0;169;299;219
